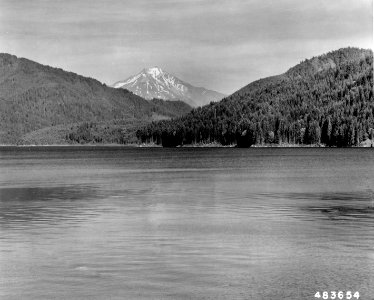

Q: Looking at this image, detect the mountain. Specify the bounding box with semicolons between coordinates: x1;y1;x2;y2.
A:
137;47;374;147
112;67;225;107
0;54;192;144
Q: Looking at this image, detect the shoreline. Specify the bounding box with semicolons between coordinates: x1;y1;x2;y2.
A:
1;142;373;148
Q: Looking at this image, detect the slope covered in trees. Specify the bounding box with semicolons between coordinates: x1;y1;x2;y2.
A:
137;48;373;147
0;54;191;144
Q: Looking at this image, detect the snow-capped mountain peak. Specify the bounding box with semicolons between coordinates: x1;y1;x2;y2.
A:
112;67;226;107
144;66;163;78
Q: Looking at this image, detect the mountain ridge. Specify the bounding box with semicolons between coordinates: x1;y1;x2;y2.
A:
0;53;192;144
112;67;225;107
137;47;374;147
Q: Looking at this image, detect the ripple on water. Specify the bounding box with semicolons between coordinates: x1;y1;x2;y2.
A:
0;185;102;228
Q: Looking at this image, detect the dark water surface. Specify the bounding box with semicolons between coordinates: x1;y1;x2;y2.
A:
0;147;373;299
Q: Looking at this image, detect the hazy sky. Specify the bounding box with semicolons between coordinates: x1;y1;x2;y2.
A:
0;0;372;94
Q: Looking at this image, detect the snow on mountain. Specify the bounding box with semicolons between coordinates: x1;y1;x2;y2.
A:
112;67;225;107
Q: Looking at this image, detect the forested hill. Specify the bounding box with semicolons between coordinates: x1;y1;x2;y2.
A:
0;53;191;144
137;47;374;147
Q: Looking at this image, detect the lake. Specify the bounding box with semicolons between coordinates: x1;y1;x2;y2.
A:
0;147;373;299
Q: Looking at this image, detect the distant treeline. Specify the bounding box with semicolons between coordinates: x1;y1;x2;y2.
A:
136;48;374;147
64;100;193;145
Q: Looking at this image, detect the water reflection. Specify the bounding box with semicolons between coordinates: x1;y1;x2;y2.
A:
299;190;374;221
0;185;99;227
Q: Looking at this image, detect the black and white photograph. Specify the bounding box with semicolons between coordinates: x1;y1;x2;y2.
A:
0;0;373;299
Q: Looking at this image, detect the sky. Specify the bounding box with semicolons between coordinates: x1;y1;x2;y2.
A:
0;0;372;94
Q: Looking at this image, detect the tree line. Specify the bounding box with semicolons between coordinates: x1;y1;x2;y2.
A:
136;48;373;147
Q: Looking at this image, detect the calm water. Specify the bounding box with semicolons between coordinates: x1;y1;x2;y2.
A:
0;147;373;299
